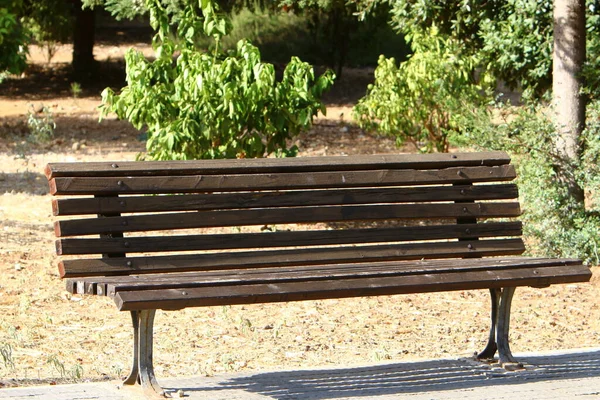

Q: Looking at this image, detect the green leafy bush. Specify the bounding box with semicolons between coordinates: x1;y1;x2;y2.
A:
353;27;488;152
458;100;600;265
0;7;28;81
101;0;334;160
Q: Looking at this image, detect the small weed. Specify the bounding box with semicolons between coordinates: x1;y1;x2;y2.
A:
26;106;55;144
47;354;83;380
239;317;253;334
70;82;82;98
111;363;124;379
47;354;67;378
0;343;16;372
373;346;391;362
70;363;84;380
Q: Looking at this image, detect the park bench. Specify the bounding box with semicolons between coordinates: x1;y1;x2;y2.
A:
45;151;591;398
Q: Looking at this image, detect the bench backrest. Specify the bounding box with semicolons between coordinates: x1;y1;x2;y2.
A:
46;151;524;286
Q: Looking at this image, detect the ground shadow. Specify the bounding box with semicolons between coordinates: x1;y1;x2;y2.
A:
166;350;600;399
0;172;48;195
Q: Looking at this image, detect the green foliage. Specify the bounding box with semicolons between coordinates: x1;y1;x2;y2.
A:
196;5;310;64
70;82;82;98
478;0;553;99
26;106;55;143
374;0;600;99
101;0;334;160
0;6;28;80
353;28;487;152
281;0;409;73
457;100;600;264
21;0;72;52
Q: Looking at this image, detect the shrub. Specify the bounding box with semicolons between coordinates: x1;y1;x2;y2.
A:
458;100;600;265
353;27;488;152
0;7;28;81
101;0;334;160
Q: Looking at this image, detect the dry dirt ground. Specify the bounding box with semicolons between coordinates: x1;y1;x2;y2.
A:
1;43;600;388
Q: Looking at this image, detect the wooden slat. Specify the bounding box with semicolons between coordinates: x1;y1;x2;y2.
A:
45;151;511;179
59;238;527;278
56;222;523;255
90;257;585;296
48;165;516;195
54;202;522;237
113;263;591;310
52;184;519;216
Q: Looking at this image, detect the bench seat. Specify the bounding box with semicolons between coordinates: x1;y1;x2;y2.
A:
67;257;587;311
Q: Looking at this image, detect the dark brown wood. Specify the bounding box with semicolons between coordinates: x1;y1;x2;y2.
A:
52;184;519;216
113;264;591;311
48;165;517;195
46;152;592;396
82;257;585;296
59;239;525;277
56;222;523;255
55;202;522;237
45;151;511;179
59;239;527;279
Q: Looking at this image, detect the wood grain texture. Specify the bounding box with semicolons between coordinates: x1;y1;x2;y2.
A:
112;264;591;310
46;153;590;315
51;184;519;216
79;257;582;296
56;222;522;255
59;238;527;279
48;165;516;195
45;151;511;179
54;202;521;237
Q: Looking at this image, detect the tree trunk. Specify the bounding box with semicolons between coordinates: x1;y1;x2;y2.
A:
72;0;96;78
553;0;586;205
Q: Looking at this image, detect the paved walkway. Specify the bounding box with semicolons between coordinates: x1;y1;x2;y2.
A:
1;348;600;399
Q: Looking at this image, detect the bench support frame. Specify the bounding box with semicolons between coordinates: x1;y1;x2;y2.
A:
477;287;523;368
121;288;524;398
123;309;165;398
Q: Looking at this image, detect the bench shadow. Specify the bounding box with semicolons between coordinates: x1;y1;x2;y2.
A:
165;350;600;399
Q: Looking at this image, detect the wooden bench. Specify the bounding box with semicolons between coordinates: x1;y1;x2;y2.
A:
45;151;591;398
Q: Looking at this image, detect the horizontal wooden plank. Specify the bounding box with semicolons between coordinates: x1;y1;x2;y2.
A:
59;238;527;278
52;184;519;216
54;202;522;237
88;257;585;296
112;263;591;310
56;222;523;255
48;165;517;195
45;151;511;179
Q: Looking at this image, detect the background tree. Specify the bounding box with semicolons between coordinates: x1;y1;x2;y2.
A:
355;0;600;263
72;0;96;77
553;0;587;207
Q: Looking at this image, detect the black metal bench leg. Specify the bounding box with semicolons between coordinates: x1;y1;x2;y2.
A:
477;288;500;360
496;287;523;369
123;311;140;385
123;309;166;397
477;287;524;370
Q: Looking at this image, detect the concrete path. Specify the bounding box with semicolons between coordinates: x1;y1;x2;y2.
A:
1;347;600;399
